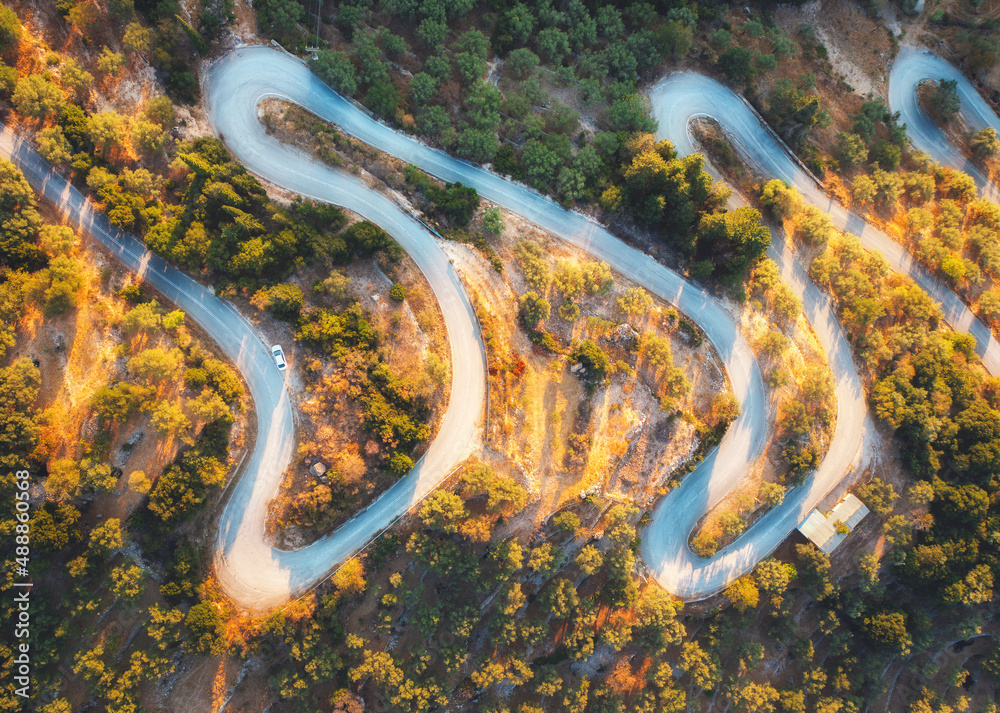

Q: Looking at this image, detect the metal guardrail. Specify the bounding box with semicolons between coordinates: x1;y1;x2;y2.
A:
734;92;827;190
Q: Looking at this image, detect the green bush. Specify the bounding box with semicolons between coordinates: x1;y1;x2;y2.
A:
388;451;414;476
519;291;550;326
184;368;208;390
185;602;225;656
0;2;22;53
425;182;480;226
250;283;304;321
529;328;560;353
340;221;403;262
570;340;610;380
117;283;144;304
201;359;244;403
314;50;358;97
148;439;228;522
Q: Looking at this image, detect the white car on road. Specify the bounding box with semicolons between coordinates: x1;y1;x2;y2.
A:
271;344;287;372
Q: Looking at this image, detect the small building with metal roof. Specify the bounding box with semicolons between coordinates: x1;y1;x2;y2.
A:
797;493;869;555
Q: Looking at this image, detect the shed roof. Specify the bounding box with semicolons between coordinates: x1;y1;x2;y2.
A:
797;494;869;555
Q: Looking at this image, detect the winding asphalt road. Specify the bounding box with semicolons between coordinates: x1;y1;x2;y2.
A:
650;72;1000;378
641;81;869;597
15;43;994;609
889;46;1000;204
201;69;490;610
204;46;775;607
3;104;487;610
0;123;296;613
639;218;870;596
4;114;489;610
641;58;1000;595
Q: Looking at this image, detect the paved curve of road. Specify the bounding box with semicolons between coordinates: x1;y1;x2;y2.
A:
642;82;869;597
204;46;795;605
889;46;1000;204
1;117;483;611
9;40;992;610
650;73;1000;379
0;123;294;612
644;60;1000;594
201;73;490;609
16;43;965;608
1;114;487;610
